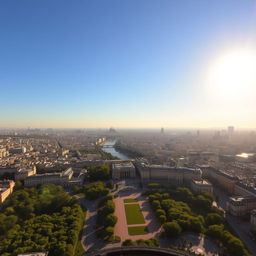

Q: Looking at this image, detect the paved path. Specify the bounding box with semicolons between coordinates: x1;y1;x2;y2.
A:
80;198;107;253
114;192;161;241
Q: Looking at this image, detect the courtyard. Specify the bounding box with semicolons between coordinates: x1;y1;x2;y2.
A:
114;192;162;241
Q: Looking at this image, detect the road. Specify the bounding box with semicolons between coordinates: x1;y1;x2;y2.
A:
214;187;256;256
79;197;107;253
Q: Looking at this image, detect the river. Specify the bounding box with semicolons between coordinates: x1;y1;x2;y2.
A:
101;139;130;160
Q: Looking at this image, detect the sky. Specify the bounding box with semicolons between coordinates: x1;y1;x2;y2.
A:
0;0;256;129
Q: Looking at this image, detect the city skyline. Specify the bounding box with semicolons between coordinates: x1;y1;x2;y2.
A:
1;0;256;129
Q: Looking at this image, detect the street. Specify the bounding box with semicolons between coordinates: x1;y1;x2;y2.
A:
214;187;256;256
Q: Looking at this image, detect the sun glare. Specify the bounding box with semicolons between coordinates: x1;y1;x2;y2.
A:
207;49;256;102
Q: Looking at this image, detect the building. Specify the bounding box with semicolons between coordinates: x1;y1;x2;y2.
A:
67;169;87;186
235;153;256;163
15;166;36;181
0;167;17;175
112;162;136;179
187;151;219;164
234;182;256;197
18;253;48;256
228;126;234;137
0;148;8;158
136;159;201;185
201;166;256;198
191;179;213;194
24;168;73;187
0;180;15;203
176;157;186;168
8;147;26;154
226;196;256;216
201;166;237;194
250;210;256;231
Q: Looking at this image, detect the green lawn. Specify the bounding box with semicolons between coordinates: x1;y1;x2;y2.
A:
124;198;138;203
128;226;148;235
124;203;145;225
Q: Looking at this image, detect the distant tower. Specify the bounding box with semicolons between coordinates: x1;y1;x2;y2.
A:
109;127;117;134
228;126;234;137
197;130;200;137
161;127;164;134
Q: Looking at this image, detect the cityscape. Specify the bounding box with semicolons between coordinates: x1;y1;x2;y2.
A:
1;1;256;256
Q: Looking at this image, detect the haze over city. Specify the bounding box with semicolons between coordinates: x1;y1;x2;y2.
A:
2;2;256;256
1;0;256;129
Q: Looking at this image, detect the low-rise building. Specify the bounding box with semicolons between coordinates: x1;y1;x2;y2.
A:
18;253;48;256
24;168;73;187
15;166;36;181
0;180;15;203
9;147;26;154
226;196;256;216
234;182;256;197
0;167;17;175
191;179;213;194
112;162;136;179
0;148;8;158
201;166;237;194
67;169;86;186
136;159;201;185
250;209;256;231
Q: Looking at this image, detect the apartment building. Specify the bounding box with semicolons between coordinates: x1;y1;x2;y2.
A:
226;196;256;216
0;180;15;203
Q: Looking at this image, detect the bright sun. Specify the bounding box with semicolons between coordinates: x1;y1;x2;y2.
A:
207;49;256;102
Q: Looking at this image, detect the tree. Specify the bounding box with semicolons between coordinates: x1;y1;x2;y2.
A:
193;195;212;212
88;165;110;181
151;200;161;210
205;213;224;226
155;209;165;218
83;181;109;200
176;187;193;203
105;214;117;227
148;183;162;189
103;200;115;214
0;185;85;256
226;237;246;256
158;215;167;224
122;239;135;246
206;224;224;240
162;221;182;238
106;180;114;189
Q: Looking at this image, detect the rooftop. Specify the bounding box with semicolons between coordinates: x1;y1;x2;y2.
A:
192;179;212;185
113;162;134;168
18;253;48;256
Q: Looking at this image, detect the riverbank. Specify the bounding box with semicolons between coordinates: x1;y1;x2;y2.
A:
102;139;131;160
114;141;143;159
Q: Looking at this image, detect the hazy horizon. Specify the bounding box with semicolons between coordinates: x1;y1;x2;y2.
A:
1;0;256;129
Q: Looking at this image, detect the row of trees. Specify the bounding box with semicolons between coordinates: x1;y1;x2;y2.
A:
114;140;144;158
122;238;159;247
96;195;119;241
147;187;250;256
206;224;250;256
0;184;85;256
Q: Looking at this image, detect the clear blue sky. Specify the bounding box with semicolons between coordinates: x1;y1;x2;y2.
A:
0;0;256;129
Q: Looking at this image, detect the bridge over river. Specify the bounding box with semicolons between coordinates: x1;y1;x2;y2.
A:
101;139;130;160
